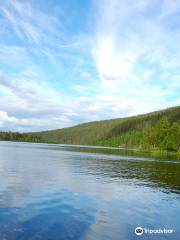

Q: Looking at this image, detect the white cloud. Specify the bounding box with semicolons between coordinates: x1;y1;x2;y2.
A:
90;0;180;109
81;71;92;80
0;70;177;132
0;0;64;45
0;0;179;132
0;45;32;69
93;35;140;84
0;111;17;127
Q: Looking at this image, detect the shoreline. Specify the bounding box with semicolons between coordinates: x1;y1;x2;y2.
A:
1;139;179;160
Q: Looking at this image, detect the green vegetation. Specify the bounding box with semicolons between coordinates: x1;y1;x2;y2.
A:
0;106;180;154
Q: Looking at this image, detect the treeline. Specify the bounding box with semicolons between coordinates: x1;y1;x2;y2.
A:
0;132;41;142
90;117;180;152
0;106;180;153
0;132;23;141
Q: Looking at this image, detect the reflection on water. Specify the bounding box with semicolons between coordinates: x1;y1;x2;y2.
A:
0;141;179;240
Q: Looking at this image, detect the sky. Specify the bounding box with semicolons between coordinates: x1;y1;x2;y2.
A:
0;0;180;132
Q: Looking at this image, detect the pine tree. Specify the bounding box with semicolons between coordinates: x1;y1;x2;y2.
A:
156;117;170;150
166;122;180;151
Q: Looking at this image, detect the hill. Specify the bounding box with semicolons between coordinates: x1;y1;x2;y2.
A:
0;106;180;152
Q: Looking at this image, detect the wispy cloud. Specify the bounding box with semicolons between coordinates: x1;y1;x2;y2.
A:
0;0;179;131
92;0;180;107
0;0;64;45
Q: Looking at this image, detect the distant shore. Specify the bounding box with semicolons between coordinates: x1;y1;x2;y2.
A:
1;139;179;160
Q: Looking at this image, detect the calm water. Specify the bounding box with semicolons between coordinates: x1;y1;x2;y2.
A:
0;141;179;240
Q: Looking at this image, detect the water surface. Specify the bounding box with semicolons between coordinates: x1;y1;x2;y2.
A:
0;141;179;240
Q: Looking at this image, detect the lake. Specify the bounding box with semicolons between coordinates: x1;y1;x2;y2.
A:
0;141;179;240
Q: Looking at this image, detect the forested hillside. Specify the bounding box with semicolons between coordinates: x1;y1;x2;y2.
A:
0;106;180;152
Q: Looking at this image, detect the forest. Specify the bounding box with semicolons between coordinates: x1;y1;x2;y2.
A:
0;106;180;153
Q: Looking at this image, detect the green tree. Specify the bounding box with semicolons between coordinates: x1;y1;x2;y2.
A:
143;126;157;149
166;122;180;151
156;117;170;150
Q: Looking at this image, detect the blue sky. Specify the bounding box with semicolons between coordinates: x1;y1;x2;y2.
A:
0;0;180;131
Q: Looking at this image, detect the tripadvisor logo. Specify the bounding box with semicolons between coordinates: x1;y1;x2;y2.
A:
135;227;144;236
135;226;174;236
